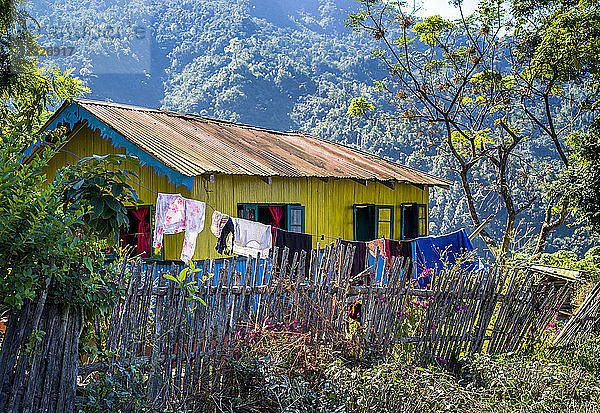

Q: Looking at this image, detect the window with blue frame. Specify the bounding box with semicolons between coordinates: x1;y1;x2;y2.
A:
237;203;305;233
353;204;394;241
353;203;427;241
400;203;428;239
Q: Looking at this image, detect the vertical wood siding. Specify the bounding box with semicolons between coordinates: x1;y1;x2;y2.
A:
43;126;429;261
44;127;191;260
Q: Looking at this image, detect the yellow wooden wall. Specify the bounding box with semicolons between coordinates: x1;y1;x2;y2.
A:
44;126;191;260
43;125;429;261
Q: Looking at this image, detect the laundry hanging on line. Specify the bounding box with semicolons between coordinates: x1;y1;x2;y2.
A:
339;240;368;279
211;210;234;255
386;238;413;275
232;218;272;258
366;238;412;261
153;193;206;264
273;228;312;261
367;238;387;259
413;228;484;288
151;196;480;282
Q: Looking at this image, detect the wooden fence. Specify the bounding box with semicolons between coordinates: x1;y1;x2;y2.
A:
80;243;571;411
554;280;600;346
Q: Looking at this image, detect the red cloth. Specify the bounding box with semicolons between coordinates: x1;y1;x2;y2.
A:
131;208;151;257
269;206;284;228
269;206;284;245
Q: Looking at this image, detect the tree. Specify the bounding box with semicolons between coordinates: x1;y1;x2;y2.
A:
561;118;600;236
0;0;138;311
0;2;141;410
347;0;600;259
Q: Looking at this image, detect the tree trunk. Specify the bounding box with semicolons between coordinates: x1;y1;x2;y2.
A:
500;214;516;262
0;300;83;413
460;167;498;252
532;199;569;259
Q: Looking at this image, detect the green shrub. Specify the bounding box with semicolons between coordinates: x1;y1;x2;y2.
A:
537;247;600;281
464;352;600;412
321;359;493;412
78;356;148;413
546;334;600;376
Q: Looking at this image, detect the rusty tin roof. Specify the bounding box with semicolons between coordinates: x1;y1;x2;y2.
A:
41;99;451;189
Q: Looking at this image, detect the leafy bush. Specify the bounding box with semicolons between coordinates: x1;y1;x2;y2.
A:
322;359;492;412
464;352;600;412
78;356;148;413
225;337;600;413
546;334;600;376
537;247;600;281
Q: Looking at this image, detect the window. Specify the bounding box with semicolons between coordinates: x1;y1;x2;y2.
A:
237;203;305;233
353;204;394;241
288;206;304;233
418;204;428;237
119;205;153;258
401;203;428;239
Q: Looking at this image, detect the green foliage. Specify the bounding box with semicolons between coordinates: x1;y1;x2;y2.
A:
78;354;148;413
413;15;454;46
546;334;600;375
163;260;210;306
347;96;374;117
60;154;140;246
515;0;600;83
227;345;600;412
24;329;46;360
1;3;85;141
536;247;600;280
0;126;137;310
561;120;600;236
0;2;137;313
463;352;600;411
323;359;490;412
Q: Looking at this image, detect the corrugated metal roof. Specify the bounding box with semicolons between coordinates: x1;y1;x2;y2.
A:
51;99;452;188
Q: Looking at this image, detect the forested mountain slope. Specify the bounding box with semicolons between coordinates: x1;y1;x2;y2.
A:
27;0;597;255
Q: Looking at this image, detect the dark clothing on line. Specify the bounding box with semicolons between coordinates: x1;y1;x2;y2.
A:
215;217;234;254
340;240;368;278
273;228;312;262
386;238;413;275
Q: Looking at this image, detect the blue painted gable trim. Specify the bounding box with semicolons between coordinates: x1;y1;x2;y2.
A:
24;102;195;190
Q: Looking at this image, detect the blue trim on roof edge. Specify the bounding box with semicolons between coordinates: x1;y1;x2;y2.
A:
23;102;194;190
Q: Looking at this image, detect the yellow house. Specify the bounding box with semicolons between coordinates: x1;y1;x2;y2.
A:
28;99;450;261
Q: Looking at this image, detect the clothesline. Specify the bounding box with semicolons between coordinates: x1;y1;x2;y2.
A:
129;173;340;241
46;146;466;252
130;178;217;213
45;144;361;243
125;229;338;241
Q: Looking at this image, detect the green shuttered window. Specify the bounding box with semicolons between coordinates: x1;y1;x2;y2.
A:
237;203;305;233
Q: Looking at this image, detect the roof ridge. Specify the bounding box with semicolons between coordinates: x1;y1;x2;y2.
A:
74;98;304;137
73;98;164;113
299;132;453;185
162;112;305;137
